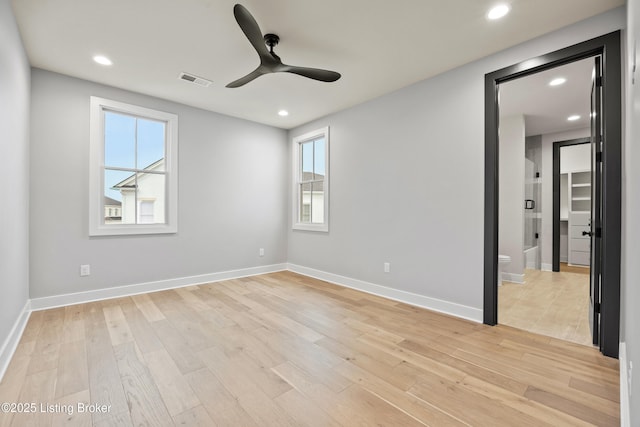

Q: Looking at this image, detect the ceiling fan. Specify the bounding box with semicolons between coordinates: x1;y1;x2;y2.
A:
226;4;341;88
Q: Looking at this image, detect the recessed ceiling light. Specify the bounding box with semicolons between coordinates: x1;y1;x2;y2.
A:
93;55;113;66
278;110;289;117
567;115;581;121
487;4;510;20
549;77;567;86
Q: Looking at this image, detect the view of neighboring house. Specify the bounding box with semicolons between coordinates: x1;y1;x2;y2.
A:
104;196;122;223
300;171;324;224
111;159;165;225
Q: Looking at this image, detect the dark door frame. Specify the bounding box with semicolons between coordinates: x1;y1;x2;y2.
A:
483;31;621;358
552;138;590;272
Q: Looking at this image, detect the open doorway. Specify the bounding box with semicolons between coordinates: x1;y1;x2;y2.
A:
483;31;621;358
496;59;594;346
553;137;592;275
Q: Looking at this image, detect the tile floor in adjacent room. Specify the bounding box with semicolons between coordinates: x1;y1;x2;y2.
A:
499;267;592;346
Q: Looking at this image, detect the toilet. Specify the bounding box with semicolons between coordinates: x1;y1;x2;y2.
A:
498;255;512;286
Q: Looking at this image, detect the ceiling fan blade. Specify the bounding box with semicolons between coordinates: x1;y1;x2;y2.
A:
226;67;266;88
233;4;270;59
283;66;341;83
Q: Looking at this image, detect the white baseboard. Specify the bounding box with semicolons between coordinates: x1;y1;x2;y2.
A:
567;263;589;269
30;263;288;311
502;272;525;284
541;263;553;272
620;342;631;427
0;300;31;382
287;264;482;323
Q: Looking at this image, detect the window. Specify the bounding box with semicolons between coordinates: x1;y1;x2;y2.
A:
293;127;329;232
89;97;178;236
138;200;155;224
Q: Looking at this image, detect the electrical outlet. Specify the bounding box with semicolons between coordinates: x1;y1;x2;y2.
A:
384;262;390;273
259;248;264;257
80;264;91;277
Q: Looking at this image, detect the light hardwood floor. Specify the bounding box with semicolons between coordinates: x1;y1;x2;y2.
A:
0;271;619;426
499;269;592;346
560;263;591;275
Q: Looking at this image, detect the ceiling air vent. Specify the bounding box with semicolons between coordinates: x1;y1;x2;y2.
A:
178;72;212;87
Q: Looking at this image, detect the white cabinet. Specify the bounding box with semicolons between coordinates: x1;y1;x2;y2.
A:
567;171;591;266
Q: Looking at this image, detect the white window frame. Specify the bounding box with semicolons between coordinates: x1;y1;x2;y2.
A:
292;127;330;232
89;96;178;236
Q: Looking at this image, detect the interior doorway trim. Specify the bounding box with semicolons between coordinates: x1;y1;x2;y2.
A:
552;138;590;272
483;31;621;358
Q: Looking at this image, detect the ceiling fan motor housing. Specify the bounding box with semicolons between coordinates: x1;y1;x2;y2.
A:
264;33;280;50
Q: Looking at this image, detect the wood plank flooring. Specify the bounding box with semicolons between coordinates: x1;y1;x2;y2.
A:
560;263;590;275
499;269;592;346
0;271;619;426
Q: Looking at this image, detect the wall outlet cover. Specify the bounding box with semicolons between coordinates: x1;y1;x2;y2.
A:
80;264;91;276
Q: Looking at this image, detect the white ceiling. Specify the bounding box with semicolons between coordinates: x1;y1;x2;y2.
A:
11;0;623;129
500;57;595;136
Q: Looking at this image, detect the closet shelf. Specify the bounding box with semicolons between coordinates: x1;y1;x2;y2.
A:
567;169;591;267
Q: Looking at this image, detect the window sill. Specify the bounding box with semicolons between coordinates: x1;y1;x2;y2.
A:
89;223;177;237
292;223;329;233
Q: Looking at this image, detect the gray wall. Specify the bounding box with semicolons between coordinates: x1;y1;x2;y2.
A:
288;9;624;312
29;69;288;298
624;0;640;421
0;0;30;352
525;135;542;170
